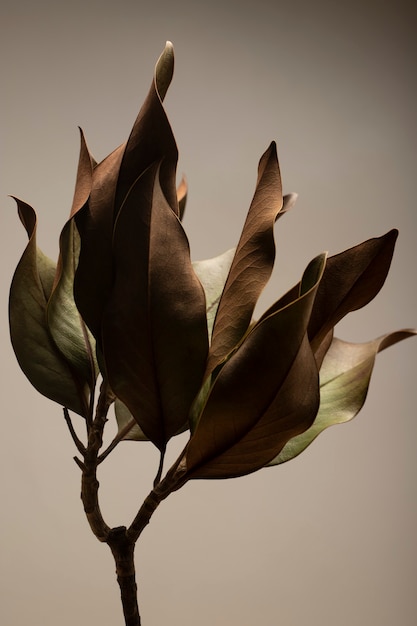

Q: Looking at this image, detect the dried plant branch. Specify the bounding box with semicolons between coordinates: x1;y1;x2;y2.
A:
7;41;416;626
63;407;86;455
73;455;86;471
80;379;114;542
97;417;137;464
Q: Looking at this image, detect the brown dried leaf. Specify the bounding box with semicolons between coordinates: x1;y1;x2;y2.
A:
101;163;208;450
205;142;284;377
308;230;398;355
74;42;178;341
183;253;326;479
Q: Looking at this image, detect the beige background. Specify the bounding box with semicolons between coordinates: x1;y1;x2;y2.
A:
1;1;416;624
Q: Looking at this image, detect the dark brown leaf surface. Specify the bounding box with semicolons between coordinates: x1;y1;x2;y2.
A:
205;142;284;377
183;254;326;479
74;43;178;342
101;163;208;449
308;230;398;354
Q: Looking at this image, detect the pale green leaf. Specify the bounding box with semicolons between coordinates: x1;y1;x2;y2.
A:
9;199;90;416
268;330;417;465
47;218;98;387
193;247;235;340
114;399;149;441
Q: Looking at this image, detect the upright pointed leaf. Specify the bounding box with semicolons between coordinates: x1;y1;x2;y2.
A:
192;193;297;344
114;41;178;217
75;42;178;341
47;130;98;388
101;163;208;450
269;329;417;465
183;254;326;479
74;146;124;340
9;200;89;416
205;142;284;376
69;127;95;219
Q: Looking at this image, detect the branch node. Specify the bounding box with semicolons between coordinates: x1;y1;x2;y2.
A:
63;407;86;455
74;456;86;471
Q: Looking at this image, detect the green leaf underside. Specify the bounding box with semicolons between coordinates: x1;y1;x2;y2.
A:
205;142;284;377
114;399;148;441
193;248;236;340
47;219;97;389
75;42;178;342
9;200;89;416
102;163;208;450
183;253;326;479
46;128;98;388
269;330;417;465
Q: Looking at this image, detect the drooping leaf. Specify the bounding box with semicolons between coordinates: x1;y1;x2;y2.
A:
75;42;178;342
9;199;89;416
205;142;285;376
182;253;326;480
101;163;209;450
268;330;417;465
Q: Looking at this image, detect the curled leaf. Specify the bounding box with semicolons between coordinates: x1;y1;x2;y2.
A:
9;199;89;416
269;329;417;465
177;174;188;220
308;230;398;356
